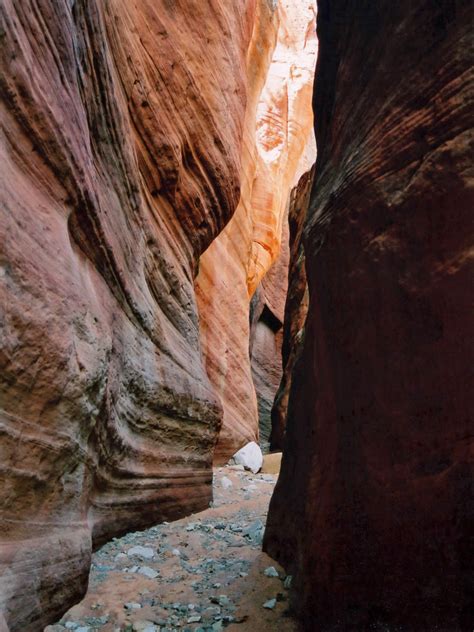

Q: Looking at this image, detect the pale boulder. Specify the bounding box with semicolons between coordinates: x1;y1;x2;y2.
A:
232;442;263;474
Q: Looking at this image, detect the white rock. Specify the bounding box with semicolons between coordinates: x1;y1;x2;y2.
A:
124;602;142;610
127;546;155;559
263;598;277;609
264;566;279;577
114;553;127;562
171;548;181;556
126;565;139;573
221;476;233;490
232;441;263;474
137;566;159;579
132;621;159;632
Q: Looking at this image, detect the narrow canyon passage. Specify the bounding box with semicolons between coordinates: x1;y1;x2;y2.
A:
46;461;291;632
1;0;472;631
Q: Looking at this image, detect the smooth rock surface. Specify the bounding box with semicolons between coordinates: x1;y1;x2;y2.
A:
269;168;313;450
233;442;263;474
261;452;282;475
249;227;289;448
0;1;256;629
196;0;318;462
264;1;473;629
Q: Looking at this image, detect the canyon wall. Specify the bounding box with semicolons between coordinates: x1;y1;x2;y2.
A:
0;1;257;629
269;167;312;451
196;0;317;461
264;1;473;629
249;225;289;448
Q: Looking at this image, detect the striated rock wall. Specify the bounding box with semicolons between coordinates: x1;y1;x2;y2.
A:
197;0;317;461
0;1;256;629
249;220;289;448
264;1;474;629
269;167;312;451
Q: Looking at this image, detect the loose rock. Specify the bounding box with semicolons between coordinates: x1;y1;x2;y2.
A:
127;546;155;560
221;476;233;490
232;442;263;474
137;566;159;579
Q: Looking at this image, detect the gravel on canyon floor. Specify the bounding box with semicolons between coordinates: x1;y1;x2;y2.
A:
45;464;296;632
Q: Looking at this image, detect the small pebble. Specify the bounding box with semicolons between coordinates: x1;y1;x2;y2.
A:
221;476;233;490
264;566;279;577
137;566;159;579
263;598;277;609
124;602;142;610
115;553;127;562
127;546;155;559
132;622;158;632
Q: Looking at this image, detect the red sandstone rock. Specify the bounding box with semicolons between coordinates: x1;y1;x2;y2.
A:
197;0;317;462
0;1;255;629
264;1;473;629
250;223;289;447
270;167;312;451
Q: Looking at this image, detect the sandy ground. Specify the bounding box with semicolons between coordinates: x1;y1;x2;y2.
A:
45;461;296;632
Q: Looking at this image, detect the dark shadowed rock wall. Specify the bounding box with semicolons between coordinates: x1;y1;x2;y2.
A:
264;1;473;629
269;167;312;451
250;219;289;449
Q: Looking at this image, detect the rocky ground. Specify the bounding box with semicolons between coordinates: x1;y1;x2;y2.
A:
46;458;295;632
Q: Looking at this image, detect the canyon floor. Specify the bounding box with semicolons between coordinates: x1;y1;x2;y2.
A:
45;461;295;632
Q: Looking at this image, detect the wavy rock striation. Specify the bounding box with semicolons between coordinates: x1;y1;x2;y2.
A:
0;1;256;629
264;1;473;629
196;0;317;461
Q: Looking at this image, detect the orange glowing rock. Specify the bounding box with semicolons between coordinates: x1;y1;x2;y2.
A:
196;0;318;462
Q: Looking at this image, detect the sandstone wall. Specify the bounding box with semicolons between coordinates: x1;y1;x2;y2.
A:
264;1;473;629
0;1;256;629
249;223;289;449
196;0;317;461
269;167;312;451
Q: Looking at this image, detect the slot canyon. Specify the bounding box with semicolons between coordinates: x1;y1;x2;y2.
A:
0;0;472;631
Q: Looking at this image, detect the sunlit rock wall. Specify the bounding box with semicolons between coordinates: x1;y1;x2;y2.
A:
264;1;473;629
196;0;318;461
0;1;256;629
